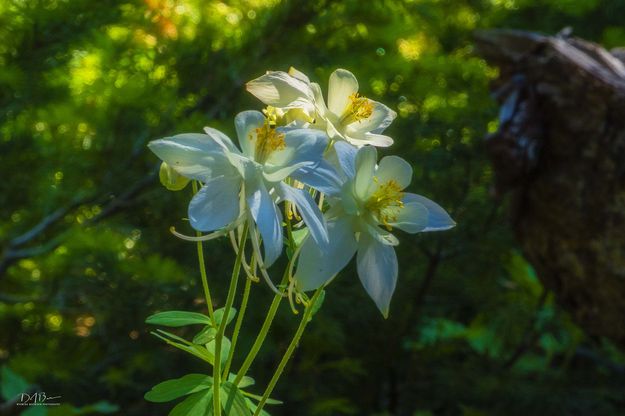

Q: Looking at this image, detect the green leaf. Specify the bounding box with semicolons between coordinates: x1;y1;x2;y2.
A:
291;228;308;247
308;289;325;321
146;311;211;327
145;374;213;403
242;391;283;405
213;307;237;327
206;336;231;367
168;390;213;416
0;366;31;401
193;326;217;345
227;373;255;389
220;382;250;416
151;330;214;364
244;398;271;416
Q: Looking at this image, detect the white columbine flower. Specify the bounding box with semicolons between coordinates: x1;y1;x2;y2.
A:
294;143;455;317
148;111;330;268
246;68;397;147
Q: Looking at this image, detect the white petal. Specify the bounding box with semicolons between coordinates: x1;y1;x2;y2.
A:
289;159;343;197
246;182;283;267
277;183;329;248
404;193;456;232
376;156;412;189
310;82;330;119
389;196;428;234
346;101;397;134
148;134;233;181
356;234;398;318
328;69;359;116
234;110;265;159
188;175;241;232
332;141;358;179
346;132;394;147
354;145;377;199
203;127;240;154
295;218;358;291
263;129;328;182
288;66;311;83
246;71;314;112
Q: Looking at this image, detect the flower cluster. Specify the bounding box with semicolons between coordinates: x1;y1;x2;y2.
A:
150;68;455;317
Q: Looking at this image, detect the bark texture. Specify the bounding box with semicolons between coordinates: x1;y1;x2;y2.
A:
475;29;625;348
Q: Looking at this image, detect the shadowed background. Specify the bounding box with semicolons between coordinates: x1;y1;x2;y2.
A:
1;0;624;415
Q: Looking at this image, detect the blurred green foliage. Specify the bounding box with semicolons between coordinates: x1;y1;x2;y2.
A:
1;0;624;415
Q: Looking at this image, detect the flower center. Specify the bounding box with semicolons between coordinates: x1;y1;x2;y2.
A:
251;120;286;163
365;178;404;230
340;93;373;124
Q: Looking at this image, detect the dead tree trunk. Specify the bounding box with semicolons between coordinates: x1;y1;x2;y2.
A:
475;29;625;348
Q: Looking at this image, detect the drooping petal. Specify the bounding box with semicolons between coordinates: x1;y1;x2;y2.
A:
356;233;398;318
148;134;233;181
376;156;413;189
332;140;358;179
288;66;311;83
234;110;265;159
404;193;456;232
246;71;315;113
346;132;394;148
289;159;343;197
346;101;397;134
388;196;429;234
295;218;358;291
277;183;328;248
246;181;283;267
354;145;377;199
328;69;359;116
188;175;241;232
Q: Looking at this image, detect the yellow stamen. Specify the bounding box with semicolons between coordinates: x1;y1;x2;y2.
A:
365;178;404;230
341;93;374;124
249;118;286;163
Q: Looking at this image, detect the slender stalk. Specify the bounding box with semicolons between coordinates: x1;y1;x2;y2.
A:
233;268;290;387
213;222;249;416
222;252;255;378
253;287;323;415
192;181;214;321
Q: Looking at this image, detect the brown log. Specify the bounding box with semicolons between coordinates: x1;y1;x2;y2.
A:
474;29;625;348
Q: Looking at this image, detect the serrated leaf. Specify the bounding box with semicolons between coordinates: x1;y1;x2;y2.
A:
220;382;250;416
0;366;31;401
145;374;213;403
168;390;212;416
213;307;237;327
193;326;217;345
146;311;211;327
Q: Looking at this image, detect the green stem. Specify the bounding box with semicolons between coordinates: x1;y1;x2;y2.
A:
232;268;290;387
192;181;215;321
253;287;323;415
222;254;254;379
213;222;249;416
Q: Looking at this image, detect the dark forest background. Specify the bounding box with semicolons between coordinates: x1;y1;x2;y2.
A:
1;0;624;415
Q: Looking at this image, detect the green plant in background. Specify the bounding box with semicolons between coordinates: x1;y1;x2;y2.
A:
2;1;625;415
143;67;454;414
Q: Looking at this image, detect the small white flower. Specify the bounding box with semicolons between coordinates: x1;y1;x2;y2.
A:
246;68;397;147
294;143;455;317
148;111;330;268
